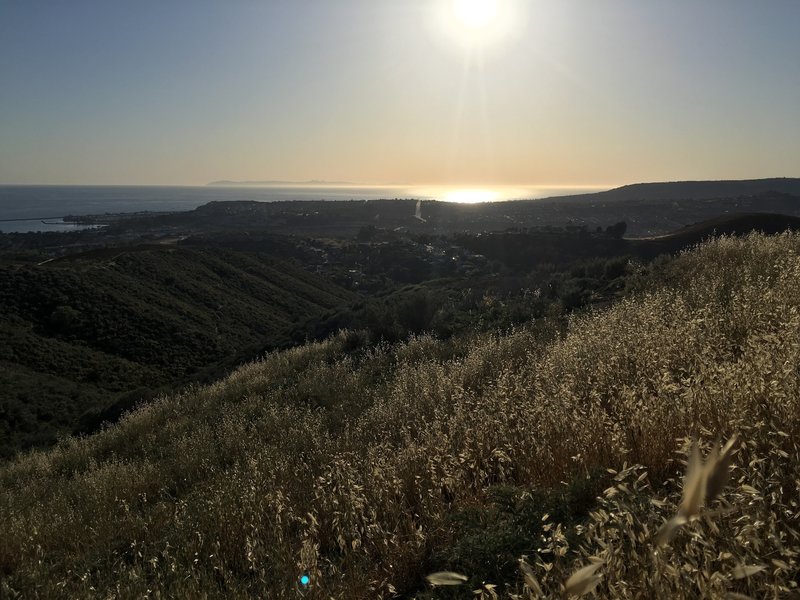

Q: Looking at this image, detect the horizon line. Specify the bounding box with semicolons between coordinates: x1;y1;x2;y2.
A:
1;176;798;189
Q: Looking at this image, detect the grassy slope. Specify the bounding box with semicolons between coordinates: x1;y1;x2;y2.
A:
0;245;356;457
2;233;800;598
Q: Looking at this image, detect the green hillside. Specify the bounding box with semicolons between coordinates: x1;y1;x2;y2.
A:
1;232;798;598
0;245;356;458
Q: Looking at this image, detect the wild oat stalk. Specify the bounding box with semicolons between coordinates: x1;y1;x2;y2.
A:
656;434;739;546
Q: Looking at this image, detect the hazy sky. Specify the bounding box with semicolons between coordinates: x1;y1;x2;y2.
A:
1;0;799;186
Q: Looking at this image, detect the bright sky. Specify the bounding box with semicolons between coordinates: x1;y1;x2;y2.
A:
1;0;799;186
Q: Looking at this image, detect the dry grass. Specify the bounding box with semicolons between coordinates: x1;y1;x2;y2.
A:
1;232;799;598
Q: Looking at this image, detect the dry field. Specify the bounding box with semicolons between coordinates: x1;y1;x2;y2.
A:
1;232;799;598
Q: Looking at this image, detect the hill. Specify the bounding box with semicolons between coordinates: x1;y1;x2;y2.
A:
101;189;800;238
551;177;800;202
0;244;355;458
6;211;800;462
627;211;800;257
638;210;800;239
446;212;800;271
1;232;798;597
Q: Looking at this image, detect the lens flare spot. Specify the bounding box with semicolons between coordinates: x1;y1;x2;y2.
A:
300;574;310;586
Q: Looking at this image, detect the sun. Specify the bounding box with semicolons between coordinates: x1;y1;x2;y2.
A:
452;0;499;30
440;0;514;47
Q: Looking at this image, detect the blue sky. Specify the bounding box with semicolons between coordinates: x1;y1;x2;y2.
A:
1;0;799;185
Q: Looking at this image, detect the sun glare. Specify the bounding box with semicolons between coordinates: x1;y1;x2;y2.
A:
413;186;535;203
443;189;500;203
436;0;517;49
452;0;499;30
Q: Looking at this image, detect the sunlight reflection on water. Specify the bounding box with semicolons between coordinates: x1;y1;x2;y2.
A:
412;185;610;203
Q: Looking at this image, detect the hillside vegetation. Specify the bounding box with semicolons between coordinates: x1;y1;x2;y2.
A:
2;233;799;598
0;245;355;457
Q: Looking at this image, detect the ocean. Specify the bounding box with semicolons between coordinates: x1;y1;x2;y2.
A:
0;184;608;233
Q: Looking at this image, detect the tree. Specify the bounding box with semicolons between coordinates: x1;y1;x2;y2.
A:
605;221;627;239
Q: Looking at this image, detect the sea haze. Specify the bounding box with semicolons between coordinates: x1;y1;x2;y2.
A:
0;184;609;233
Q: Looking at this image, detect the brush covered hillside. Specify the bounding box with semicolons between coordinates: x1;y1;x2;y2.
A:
2;233;800;598
0;245;355;458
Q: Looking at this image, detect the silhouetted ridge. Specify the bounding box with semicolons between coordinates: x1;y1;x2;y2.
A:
586;177;800;202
